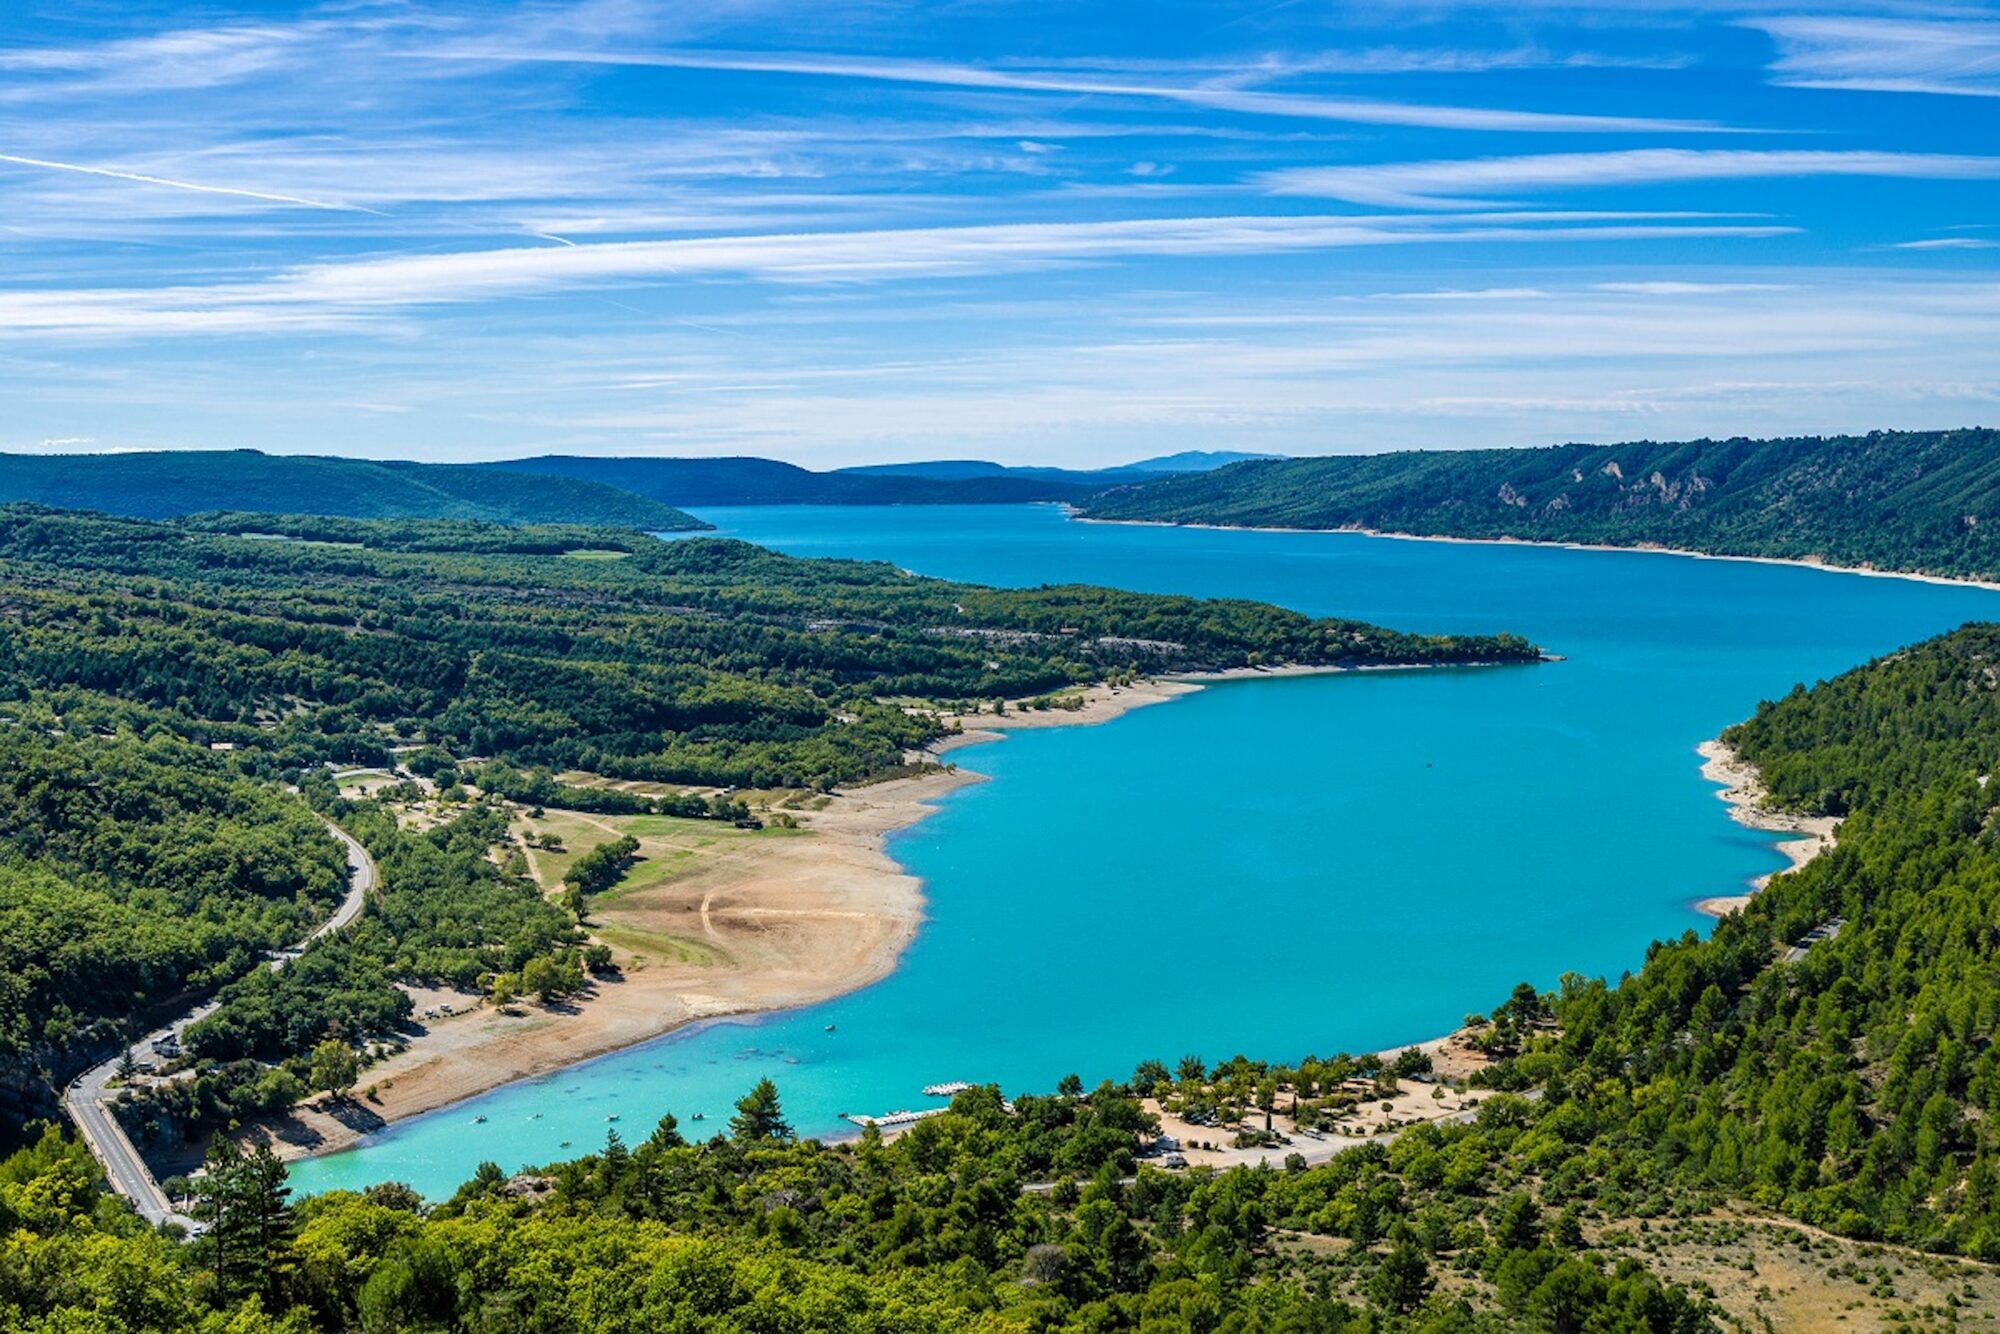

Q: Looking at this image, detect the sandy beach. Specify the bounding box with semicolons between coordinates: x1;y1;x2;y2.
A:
233;660;1542;1168
1693;738;1842;918
238;675;1230;1164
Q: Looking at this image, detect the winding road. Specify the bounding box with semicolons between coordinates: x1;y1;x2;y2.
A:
63;816;376;1229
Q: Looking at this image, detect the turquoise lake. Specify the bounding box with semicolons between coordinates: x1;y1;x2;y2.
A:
291;506;2000;1199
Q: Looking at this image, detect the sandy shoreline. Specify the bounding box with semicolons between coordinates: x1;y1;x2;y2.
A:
231;659;1755;1177
249;668;1402;1167
1073;512;2000;594
1693;738;1842;918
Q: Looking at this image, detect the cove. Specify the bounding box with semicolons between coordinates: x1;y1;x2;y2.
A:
290;506;2000;1199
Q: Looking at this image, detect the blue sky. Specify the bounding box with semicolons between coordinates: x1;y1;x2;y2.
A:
4;1;1998;466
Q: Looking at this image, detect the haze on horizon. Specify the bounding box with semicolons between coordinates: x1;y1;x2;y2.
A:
4;0;1998;469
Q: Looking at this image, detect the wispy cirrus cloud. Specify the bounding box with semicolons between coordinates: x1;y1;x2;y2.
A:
1751;16;2000;98
4;0;1998;461
0;22;320;93
1895;236;2000;250
0;152;382;213
1261;149;2000;208
412;45;1728;134
0;212;1794;337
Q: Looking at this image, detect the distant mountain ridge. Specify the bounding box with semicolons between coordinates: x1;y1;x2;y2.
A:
0;448;1285;526
492;455;1116;506
494;450;1277;507
1124;450;1284;473
0;450;706;529
1079;427;2000;581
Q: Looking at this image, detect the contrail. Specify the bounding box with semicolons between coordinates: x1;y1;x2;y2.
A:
0;152;385;214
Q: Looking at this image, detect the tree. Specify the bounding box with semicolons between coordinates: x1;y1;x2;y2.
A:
646;1113;685;1151
730;1078;793;1143
1370;1232;1434;1313
193;1136;294;1305
1256;1076;1279;1131
308;1037;359;1101
1392;1046;1434;1079
1493;1192;1544;1254
520;956;561;1003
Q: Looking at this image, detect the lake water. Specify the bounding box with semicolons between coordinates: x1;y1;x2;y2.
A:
290;507;2000;1198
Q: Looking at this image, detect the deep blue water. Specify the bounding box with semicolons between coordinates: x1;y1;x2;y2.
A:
290;507;2000;1198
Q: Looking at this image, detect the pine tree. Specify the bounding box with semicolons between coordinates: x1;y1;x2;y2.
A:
193;1137;294;1305
729;1078;793;1143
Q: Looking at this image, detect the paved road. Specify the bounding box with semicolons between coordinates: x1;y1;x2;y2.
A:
63;816;376;1229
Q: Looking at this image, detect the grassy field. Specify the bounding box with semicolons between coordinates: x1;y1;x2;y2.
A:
513;806;806;970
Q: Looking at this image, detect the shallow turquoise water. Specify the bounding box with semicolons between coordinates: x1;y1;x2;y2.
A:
291;507;2000;1198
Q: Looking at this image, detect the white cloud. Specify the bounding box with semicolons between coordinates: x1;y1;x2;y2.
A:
1894;237;2000;250
1261;149;2000;208
0;23;317;93
19;270;2000;464
412;46;1728;134
0;152;382;214
1751;17;2000;98
0;213;1795;338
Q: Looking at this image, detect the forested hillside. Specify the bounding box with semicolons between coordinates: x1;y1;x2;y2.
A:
0;732;346;1129
0;505;1527;1147
2;1076;1728;1333
0;507;1533;789
1493;622;2000;1255
21;505;2000;1328
0;451;705;530
1080;428;2000;581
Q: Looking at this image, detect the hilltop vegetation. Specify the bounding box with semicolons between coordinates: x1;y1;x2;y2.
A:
0;731;346;1129
4;1074;1723;1332
0;506;1534;790
0;450;705;530
1081;428;2000;581
20;503;2000;1327
0;505;1527;1145
1489;622;2000;1256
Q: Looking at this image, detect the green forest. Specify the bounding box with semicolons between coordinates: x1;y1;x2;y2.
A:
0;506;1534;790
1079;429;2000;581
0;504;1526;1142
14;502;2000;1328
0;451;705;530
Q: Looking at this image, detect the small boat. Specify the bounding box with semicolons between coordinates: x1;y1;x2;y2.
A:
691;1112;705;1121
606;1113;620;1122
560;1140;571;1148
531;1113;542;1120
824;1024;836;1032
472;1115;486;1124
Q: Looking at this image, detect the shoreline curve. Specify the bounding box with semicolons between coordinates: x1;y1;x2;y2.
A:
264;663;1485;1171
1693;737;1842;919
1070;510;2000;594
